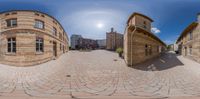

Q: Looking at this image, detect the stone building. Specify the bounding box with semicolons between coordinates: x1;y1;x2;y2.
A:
124;12;166;66
0;10;69;66
176;13;200;62
106;28;123;51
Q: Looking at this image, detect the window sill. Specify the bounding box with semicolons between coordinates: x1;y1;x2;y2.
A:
34;27;45;30
5;53;16;56
5;26;17;29
35;52;44;55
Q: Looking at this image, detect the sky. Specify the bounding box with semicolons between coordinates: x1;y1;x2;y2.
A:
0;0;200;44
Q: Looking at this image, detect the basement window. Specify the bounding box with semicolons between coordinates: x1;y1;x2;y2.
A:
7;37;16;53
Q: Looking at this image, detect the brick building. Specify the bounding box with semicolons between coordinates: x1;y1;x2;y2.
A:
124;12;166;66
176;13;200;63
106;28;123;51
0;10;69;66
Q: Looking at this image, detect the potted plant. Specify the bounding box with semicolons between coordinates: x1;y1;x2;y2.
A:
116;47;123;58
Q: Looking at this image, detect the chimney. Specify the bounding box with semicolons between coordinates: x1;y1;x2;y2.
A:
198;13;200;23
111;27;114;32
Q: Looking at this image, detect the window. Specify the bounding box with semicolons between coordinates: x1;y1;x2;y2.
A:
35;13;39;16
34;20;44;29
143;21;147;29
6;18;17;27
11;12;17;15
189;46;192;55
53;20;57;25
59;32;62;39
7;37;16;53
5;13;10;16
143;21;146;25
36;37;44;52
41;15;45;17
145;44;148;56
52;27;57;36
189;32;193;40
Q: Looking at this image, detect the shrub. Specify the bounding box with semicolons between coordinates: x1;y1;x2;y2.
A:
116;47;123;54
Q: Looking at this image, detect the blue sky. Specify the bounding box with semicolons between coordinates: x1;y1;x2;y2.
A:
0;0;200;44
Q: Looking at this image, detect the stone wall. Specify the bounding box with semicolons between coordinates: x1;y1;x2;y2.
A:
0;10;69;66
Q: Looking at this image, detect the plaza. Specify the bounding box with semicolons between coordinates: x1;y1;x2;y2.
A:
0;50;200;99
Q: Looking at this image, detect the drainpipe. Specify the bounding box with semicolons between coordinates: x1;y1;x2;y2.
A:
130;25;137;66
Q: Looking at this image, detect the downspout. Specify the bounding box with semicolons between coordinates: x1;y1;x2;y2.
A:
130;25;137;66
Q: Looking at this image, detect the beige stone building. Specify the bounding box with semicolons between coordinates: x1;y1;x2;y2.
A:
0;10;69;66
124;12;166;66
106;28;123;51
176;14;200;63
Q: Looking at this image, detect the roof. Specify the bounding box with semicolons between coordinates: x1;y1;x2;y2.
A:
137;27;166;46
127;12;154;24
176;22;198;43
0;10;69;41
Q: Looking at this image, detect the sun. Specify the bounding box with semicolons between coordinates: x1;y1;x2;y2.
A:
97;23;104;28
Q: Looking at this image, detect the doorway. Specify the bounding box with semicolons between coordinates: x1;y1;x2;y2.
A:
53;42;57;57
185;47;187;56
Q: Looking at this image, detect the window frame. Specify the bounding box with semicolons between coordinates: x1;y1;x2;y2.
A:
34;19;44;29
189;46;192;55
189;32;193;40
36;37;44;53
7;37;16;53
6;18;17;27
52;27;57;36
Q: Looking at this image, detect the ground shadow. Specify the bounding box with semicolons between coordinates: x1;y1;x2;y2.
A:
131;52;184;71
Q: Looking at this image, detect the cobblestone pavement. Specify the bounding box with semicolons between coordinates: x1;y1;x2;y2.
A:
0;50;200;99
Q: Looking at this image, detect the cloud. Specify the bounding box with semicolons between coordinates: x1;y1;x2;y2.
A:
151;27;161;34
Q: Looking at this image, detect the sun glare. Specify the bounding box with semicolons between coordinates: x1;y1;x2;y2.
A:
97;23;104;28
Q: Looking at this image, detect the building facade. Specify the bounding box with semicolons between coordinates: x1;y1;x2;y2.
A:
176;14;200;63
124;12;166;66
0;10;69;66
77;38;98;50
70;34;82;49
97;39;106;49
106;28;123;51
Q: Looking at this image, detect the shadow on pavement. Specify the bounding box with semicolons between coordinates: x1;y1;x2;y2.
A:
131;52;184;71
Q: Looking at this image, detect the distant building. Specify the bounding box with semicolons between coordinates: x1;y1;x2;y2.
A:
70;34;82;49
97;39;106;49
124;12;166;66
106;28;123;51
168;44;178;51
168;44;174;51
77;38;98;50
176;13;200;63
